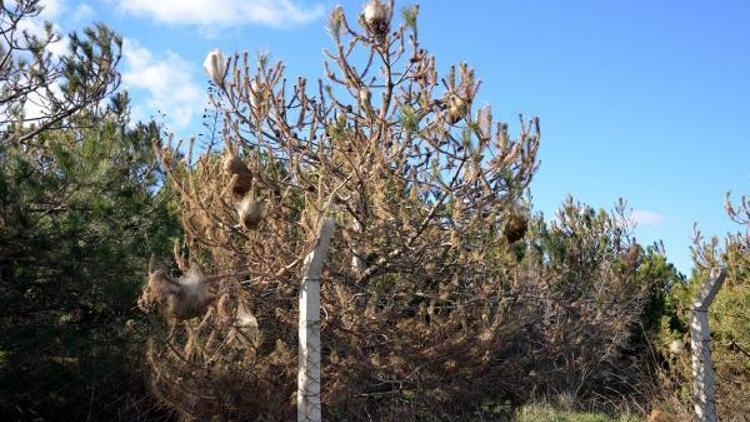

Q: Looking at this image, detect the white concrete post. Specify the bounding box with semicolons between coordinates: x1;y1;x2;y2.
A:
297;218;335;422
350;219;366;275
690;266;726;422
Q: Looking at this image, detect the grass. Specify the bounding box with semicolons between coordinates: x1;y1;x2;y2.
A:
515;403;641;422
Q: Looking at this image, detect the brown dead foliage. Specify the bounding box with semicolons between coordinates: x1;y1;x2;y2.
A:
136;2;664;420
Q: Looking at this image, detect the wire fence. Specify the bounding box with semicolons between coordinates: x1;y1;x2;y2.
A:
3;262;749;422
0;316;172;422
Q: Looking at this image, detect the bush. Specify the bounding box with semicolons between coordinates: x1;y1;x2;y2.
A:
0;111;180;420
507;198;679;412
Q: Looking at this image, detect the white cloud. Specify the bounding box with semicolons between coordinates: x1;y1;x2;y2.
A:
630;209;665;227
112;0;324;28
23;91;50;123
121;39;203;129
22;80;65;124
39;0;63;20
72;3;95;22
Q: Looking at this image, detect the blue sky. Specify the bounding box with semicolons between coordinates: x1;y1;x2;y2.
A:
42;0;749;274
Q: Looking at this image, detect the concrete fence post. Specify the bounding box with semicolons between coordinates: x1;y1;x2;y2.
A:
297;218;335;422
690;266;727;422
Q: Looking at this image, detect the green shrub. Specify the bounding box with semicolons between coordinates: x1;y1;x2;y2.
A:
655;194;750;418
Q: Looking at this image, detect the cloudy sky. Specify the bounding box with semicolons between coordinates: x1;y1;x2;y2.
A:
38;0;750;274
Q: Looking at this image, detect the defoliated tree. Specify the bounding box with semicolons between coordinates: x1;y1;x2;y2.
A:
140;1;541;419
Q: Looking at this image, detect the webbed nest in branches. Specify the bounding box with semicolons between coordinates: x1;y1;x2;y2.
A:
223;152;253;197
504;205;529;244
362;0;390;41
237;191;263;229
138;257;211;321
